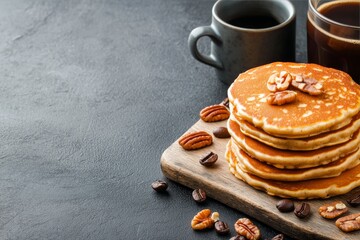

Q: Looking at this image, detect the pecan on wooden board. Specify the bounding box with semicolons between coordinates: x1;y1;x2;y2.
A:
200;104;230;122
178;131;212;150
335;213;360;232
318;201;348;219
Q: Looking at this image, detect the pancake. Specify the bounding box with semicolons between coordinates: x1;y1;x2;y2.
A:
226;144;360;199
231;112;360;150
230;139;360;181
230;102;353;139
228;62;360;138
228;119;360;169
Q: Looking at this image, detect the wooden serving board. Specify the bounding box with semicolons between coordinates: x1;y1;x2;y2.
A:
160;119;360;240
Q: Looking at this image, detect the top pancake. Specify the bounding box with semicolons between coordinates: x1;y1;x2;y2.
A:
228;62;360;137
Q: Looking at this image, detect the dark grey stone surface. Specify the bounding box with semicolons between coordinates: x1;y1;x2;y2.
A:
0;0;307;239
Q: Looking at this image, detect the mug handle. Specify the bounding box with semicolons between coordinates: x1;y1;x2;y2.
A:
188;26;223;69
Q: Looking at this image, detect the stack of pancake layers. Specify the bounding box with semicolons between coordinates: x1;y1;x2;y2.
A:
226;62;360;199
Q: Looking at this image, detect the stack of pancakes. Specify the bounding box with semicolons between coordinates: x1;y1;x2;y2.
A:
226;62;360;199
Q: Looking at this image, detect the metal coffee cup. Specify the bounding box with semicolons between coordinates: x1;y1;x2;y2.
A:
189;0;296;85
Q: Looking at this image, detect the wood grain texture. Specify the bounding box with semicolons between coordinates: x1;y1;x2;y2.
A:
161;119;360;240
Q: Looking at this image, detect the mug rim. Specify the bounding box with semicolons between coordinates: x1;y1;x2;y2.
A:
308;0;360;30
212;0;296;32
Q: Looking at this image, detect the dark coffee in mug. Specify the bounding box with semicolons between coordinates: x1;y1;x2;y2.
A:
307;0;360;82
228;15;280;29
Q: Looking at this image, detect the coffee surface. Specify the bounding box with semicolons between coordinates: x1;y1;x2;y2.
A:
319;1;360;27
228;15;279;29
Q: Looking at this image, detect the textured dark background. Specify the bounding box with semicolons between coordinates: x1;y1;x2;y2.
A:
0;0;307;239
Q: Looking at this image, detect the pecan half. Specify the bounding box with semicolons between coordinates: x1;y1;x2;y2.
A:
200;104;230;122
267;71;292;92
234;218;261;240
335;213;360;232
266;90;297;106
318;201;348;219
291;74;323;95
191;209;215;230
178;131;212;150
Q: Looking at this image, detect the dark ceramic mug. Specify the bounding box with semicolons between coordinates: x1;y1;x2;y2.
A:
189;0;296;85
